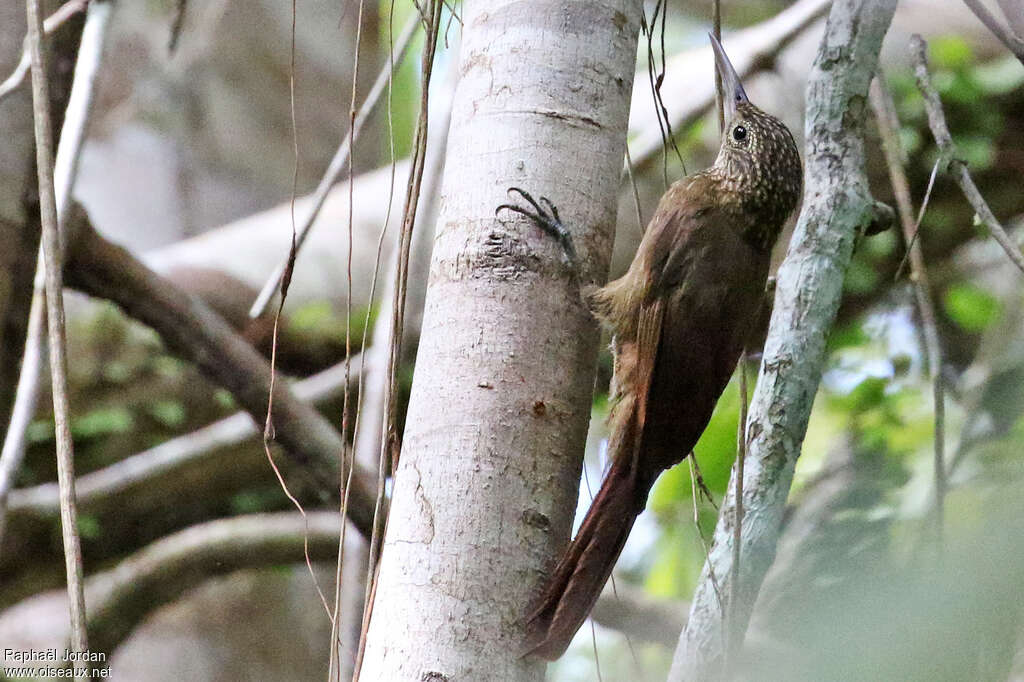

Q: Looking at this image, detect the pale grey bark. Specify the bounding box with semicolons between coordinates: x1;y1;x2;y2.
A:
669;2;897;680
996;0;1024;39
357;2;642;680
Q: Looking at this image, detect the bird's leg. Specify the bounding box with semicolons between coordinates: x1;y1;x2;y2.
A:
496;187;580;274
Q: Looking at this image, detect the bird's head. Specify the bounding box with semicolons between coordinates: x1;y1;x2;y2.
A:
709;34;803;247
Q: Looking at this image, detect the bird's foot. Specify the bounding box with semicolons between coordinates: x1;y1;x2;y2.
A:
496;187;580;272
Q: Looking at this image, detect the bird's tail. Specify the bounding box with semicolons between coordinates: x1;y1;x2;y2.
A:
523;453;649;660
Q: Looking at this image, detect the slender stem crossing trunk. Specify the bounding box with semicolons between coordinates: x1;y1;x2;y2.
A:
358;2;642;679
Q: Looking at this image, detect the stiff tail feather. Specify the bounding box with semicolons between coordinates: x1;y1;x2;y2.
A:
523;455;647;660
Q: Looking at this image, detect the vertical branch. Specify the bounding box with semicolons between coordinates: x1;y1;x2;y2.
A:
726;356;748;665
353;3;444;679
329;0;368;677
24;0;88;662
669;2;897;680
869;76;946;542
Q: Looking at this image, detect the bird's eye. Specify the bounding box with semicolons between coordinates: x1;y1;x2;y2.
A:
732;125;748;142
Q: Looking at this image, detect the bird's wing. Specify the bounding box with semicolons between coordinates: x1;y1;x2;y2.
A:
641;179;718;299
629;296;663;470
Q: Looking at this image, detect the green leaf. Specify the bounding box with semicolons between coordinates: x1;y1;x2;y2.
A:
230;491;266;514
71;408;135;440
828;322;871;353
77;515;101;540
943;282;1001;332
929;36;973;70
846;376;889;414
843;258;880;295
957;135;996;171
27;420;54;444
973;55;1024;95
148;400;187;428
214;389;237;410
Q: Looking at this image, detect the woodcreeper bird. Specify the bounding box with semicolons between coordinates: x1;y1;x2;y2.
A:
497;34;803;660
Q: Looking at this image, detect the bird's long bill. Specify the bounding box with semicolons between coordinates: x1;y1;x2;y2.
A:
709;32;748;124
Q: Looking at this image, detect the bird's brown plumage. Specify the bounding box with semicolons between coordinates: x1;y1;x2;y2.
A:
521;84;802;659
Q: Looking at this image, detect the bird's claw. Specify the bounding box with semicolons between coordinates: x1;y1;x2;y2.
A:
496;187;578;269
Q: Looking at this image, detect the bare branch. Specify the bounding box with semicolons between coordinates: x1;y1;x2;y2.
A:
6;356;361;522
248;13;421;319
61;211;380;538
24;0;88;661
960;0;1024;66
669;2;897;679
995;0;1024;40
590;580;686;648
869;75;946;542
629;0;832;172
0;0;88;104
911;34;1024;276
11;512;354;656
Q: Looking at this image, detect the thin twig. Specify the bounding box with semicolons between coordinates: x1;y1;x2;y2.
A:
622;142;645;237
25;0;88;664
642;1;687;188
628;0;831;175
341;0;406;675
352;3;443;678
911;34;1024;275
342;0;421;673
960;0;1024;66
893;156;940;281
727;354;749;668
870;75;946;543
688;456;723;614
590;619;604;682
248;13;421;320
0;0;111;544
0;0;88;104
257;0;338;669
168;0;188;53
329;0;368;677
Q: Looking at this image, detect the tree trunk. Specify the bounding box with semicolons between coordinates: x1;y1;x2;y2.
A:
669;1;897;680
357;2;642;679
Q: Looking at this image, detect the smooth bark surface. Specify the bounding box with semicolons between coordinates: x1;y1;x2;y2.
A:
358;2;642;680
670;1;897;680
